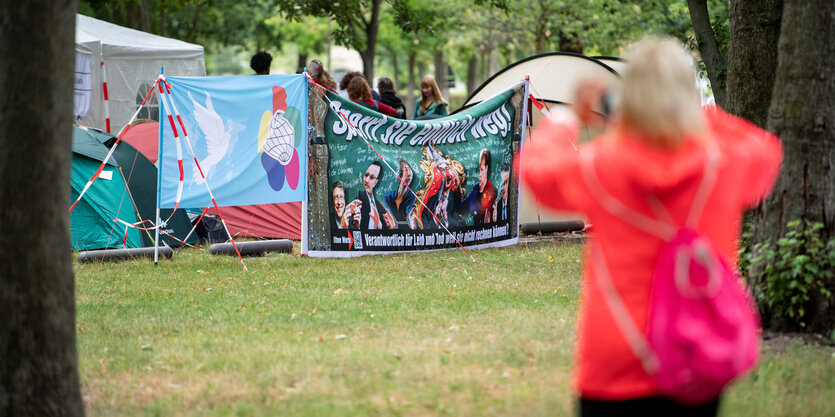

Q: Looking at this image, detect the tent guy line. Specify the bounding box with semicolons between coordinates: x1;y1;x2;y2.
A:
69;78;160;214
70;74;247;271
158;75;248;271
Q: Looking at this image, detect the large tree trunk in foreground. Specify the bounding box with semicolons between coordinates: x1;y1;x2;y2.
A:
726;0;783;126
0;1;84;416
752;0;835;333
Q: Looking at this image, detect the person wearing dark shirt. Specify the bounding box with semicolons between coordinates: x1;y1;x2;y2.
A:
250;51;272;75
377;77;407;119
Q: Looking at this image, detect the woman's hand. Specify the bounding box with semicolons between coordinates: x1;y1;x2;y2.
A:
572;79;610;127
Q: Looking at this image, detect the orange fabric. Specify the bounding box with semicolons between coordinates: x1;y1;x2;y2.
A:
520;107;782;400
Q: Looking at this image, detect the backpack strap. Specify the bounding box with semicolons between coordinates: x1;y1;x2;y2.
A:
590;241;660;375
579;141;720;237
579;140;721;377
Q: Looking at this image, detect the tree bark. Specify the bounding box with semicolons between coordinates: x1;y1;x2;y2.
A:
748;0;835;333
726;0;783;126
0;1;84;416
125;0;138;29
407;52;416;118
298;53;308;73
686;0;728;108
389;48;400;90
467;54;478;97
186;2;202;44
760;0;835;243
159;6;167;37
434;48;448;102
360;0;383;82
139;0;151;32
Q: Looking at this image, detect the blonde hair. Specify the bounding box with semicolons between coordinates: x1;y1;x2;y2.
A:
420;76;447;108
619;37;704;149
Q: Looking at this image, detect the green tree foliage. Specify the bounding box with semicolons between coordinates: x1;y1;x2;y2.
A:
80;0;283;52
272;0;508;80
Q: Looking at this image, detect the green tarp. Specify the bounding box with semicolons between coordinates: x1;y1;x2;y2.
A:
70;126;197;251
70;127;143;250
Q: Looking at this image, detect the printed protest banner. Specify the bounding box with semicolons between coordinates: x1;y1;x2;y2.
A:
158;74;307;208
304;81;528;256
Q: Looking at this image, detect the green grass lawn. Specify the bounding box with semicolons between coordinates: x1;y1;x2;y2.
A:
74;239;835;416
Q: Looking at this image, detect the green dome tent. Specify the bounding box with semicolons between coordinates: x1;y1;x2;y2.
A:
71;126;143;250
71;126;196;250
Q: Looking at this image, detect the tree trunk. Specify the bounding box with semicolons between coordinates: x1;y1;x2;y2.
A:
389;48;400;90
726;0;783;126
139;0;151;32
751;0;835;333
488;47;500;77
760;0;835;245
298;53;308;73
466;54;478;98
186;2;202;44
480;44;488;84
0;1;84;416
159;7;167;37
407;52;416;118
360;0;382;82
111;1;123;26
125;0;138;29
686;0;728;108
434;48;448;102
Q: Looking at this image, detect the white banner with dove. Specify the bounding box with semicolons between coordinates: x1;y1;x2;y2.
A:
158;75;307;208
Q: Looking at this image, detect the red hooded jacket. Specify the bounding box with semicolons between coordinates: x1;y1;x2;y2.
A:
520;107;782;400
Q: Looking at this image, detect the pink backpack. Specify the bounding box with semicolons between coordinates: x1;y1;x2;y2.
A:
580;145;760;405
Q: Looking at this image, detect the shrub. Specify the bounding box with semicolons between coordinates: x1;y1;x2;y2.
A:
744;220;834;326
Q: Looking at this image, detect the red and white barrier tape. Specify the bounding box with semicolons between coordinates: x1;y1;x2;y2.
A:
157;77;247;271
69;77;161;214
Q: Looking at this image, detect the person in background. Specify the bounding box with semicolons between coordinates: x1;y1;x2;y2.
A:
520;37;782;417
413;76;448;119
377;77;407;119
339;71;382;101
347;76;397;118
250;51;272;75
308;59;337;92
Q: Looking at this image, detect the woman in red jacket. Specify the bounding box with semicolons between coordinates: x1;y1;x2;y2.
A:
521;38;782;416
347;76;397;118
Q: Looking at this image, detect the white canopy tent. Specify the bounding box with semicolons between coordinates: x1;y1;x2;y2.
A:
458;53;624;229
74;14;205;133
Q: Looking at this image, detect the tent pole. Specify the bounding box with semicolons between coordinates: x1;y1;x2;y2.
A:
154;66;164;265
154;206;161;265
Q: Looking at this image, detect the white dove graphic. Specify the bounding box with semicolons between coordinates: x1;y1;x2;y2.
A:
188;91;232;184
